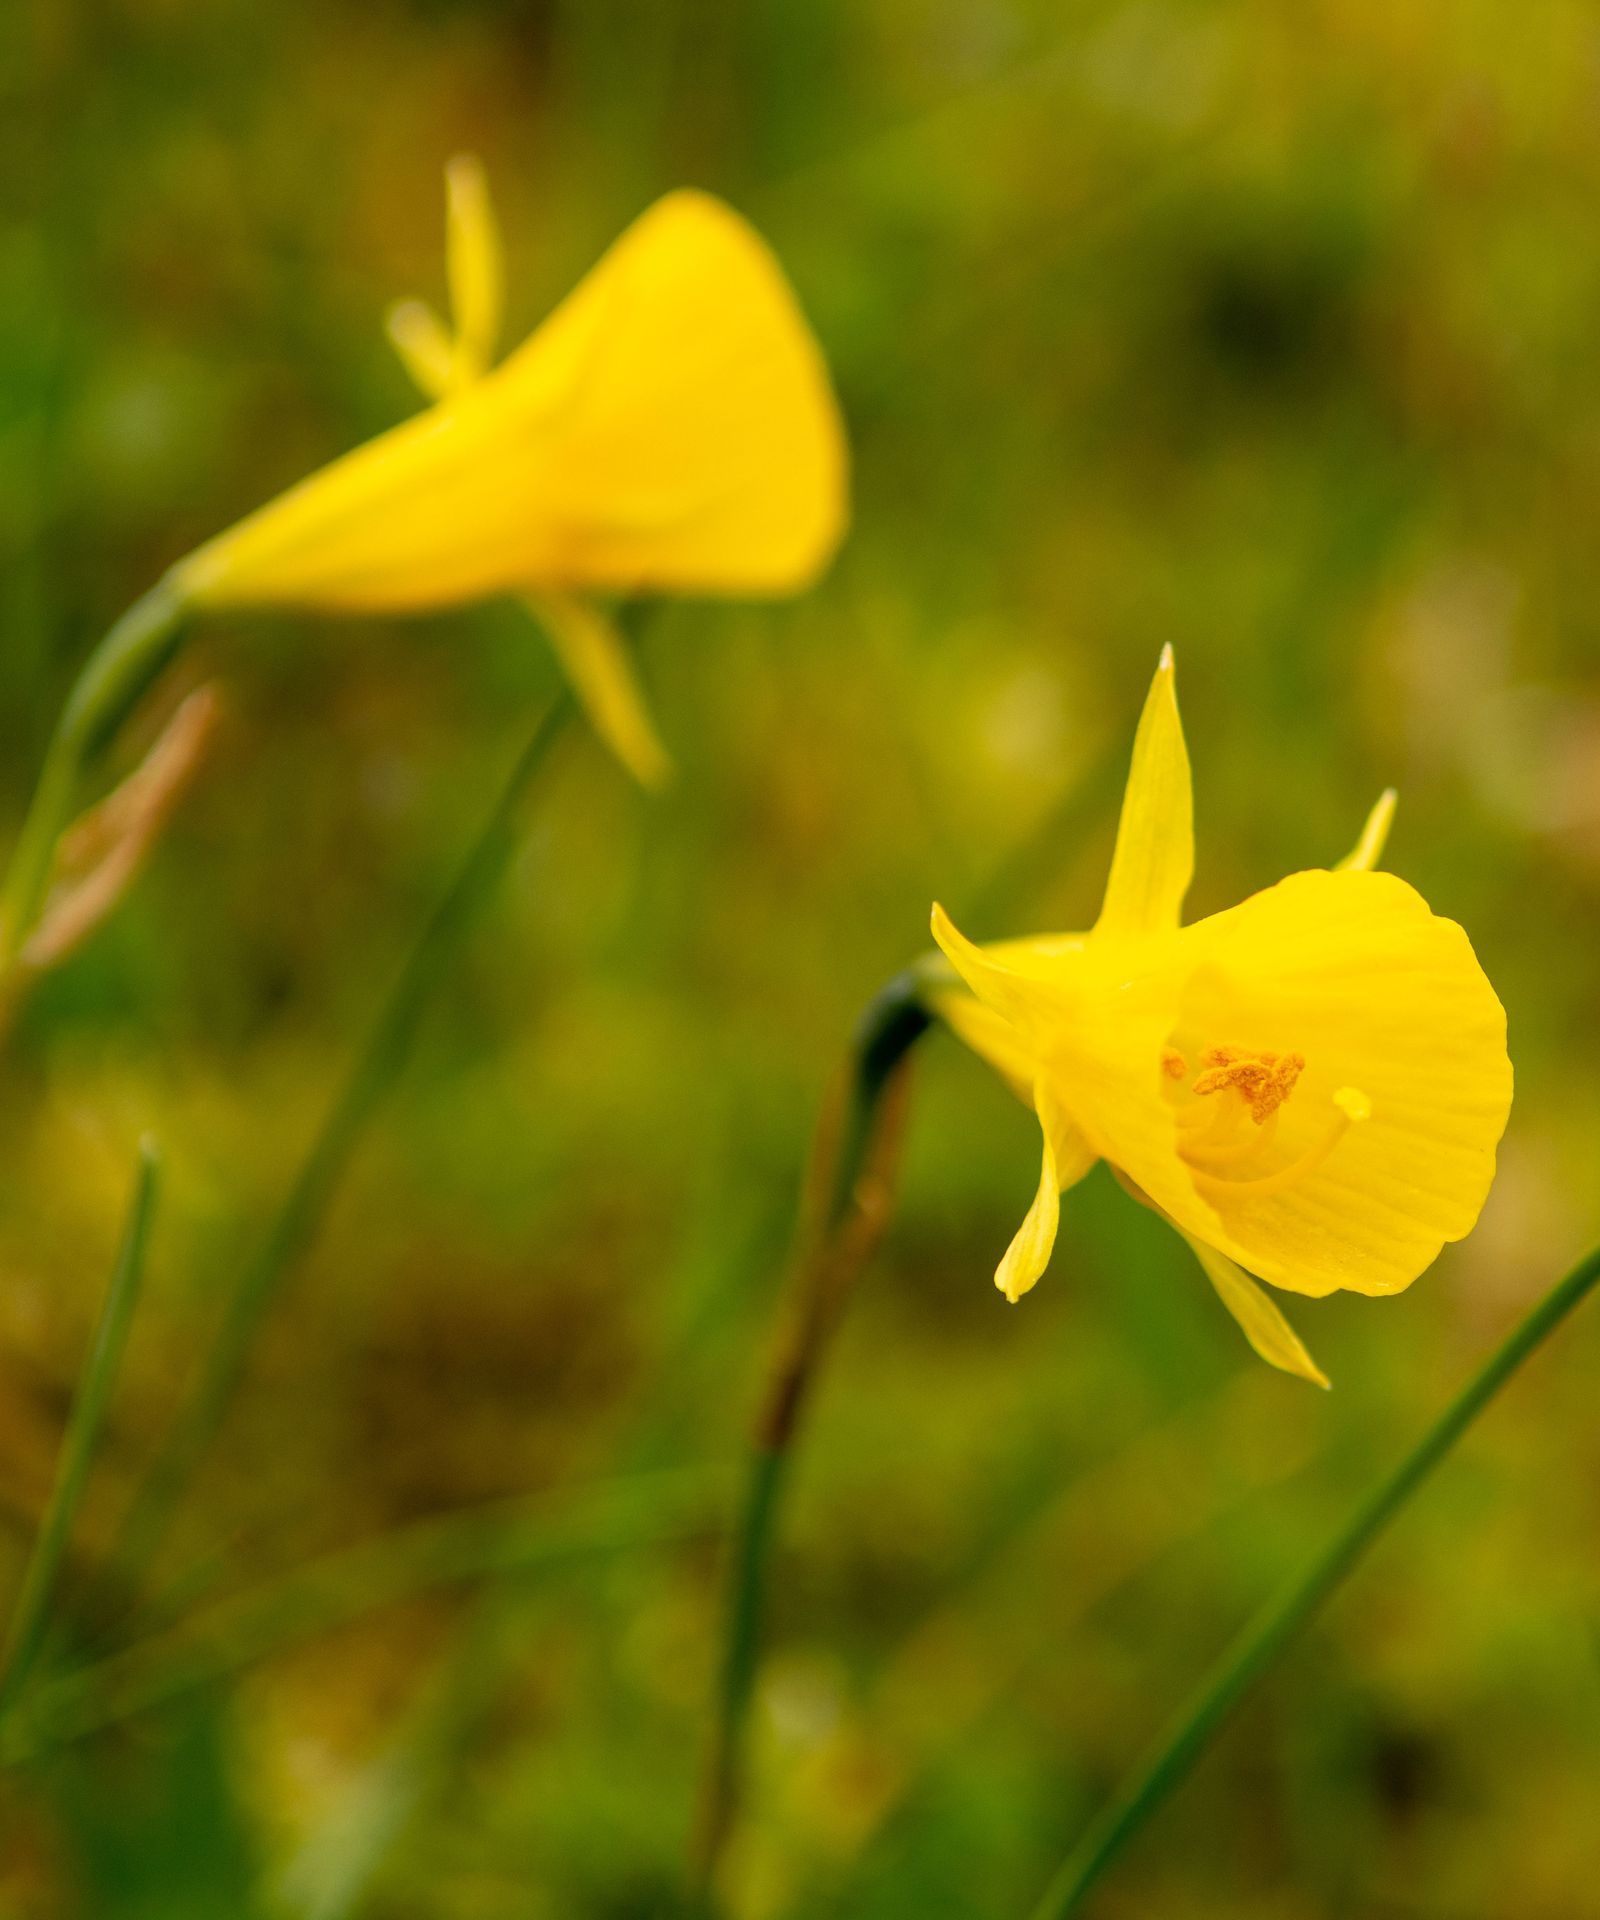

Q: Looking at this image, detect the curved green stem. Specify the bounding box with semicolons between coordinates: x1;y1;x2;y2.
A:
684;740;1186;1901
1027;1243;1600;1920
112;691;574;1587
1;579;188;967
0;1142;160;1722
692;971;932;1896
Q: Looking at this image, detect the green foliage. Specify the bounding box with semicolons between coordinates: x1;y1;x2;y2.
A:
47;1698;261;1920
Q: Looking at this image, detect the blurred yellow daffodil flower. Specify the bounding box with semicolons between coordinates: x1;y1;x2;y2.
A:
174;158;848;786
931;648;1512;1386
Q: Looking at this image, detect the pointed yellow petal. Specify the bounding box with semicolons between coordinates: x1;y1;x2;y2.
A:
993;1086;1093;1302
997;1127;1059;1303
1336;788;1397;873
1180;1231;1329;1387
1094;646;1193;943
385;298;458;403
175;191;846;613
444;154;503;384
528;591;672;789
930;904;1064;1041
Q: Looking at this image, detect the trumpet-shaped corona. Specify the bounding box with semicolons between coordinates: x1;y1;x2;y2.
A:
172;161;848;785
931;649;1512;1387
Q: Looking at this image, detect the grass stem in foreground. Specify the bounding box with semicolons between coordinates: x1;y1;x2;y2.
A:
0;1142;161;1722
113;692;573;1586
1026;1242;1600;1920
3;1466;721;1766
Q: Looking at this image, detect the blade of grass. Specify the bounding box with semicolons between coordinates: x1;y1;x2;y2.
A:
276;1132;798;1914
280;1589;516;1920
0;1141;161;1722
3;1466;721;1765
1025;1242;1600;1920
800;1370;1328;1911
112;691;573;1588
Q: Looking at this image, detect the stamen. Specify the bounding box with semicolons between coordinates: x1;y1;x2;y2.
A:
1198;1086;1370;1199
1190;1045;1305;1124
1161;1047;1188;1080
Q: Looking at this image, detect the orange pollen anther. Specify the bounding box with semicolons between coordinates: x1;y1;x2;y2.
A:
1190;1045;1306;1124
1161;1047;1188;1080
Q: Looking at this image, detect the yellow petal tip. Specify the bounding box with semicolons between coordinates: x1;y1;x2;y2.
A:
994;1265;1031;1304
1337;788;1398;872
1093;645;1193;940
631;742;676;792
528;593;674;791
930;901;968;969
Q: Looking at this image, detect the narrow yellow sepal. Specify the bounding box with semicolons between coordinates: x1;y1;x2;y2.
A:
527;592;672;789
1094;645;1193;942
1180;1232;1330;1388
994;1086;1096;1303
385;298;457;403
1336;788;1397;873
444;154;502;385
997;1122;1060;1303
930;903;1051;1040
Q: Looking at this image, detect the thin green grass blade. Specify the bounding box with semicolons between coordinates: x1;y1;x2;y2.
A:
272;1146;793;1912
4;1467;721;1764
112;693;573;1587
1025;1243;1600;1920
279;1593;514;1920
268;1176;790;1914
0;1141;161;1722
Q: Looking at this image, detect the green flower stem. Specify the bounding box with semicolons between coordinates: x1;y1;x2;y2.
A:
2;1466;721;1766
692;971;932;1896
686;743;1130;1903
1026;1242;1600;1920
0;578;188;968
113;690;574;1587
0;1143;161;1723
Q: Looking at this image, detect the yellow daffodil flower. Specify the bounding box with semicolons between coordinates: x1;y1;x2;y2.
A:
931;648;1512;1387
172;159;848;786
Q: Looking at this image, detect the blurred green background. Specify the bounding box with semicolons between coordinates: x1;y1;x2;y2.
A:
4;1;1600;1914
